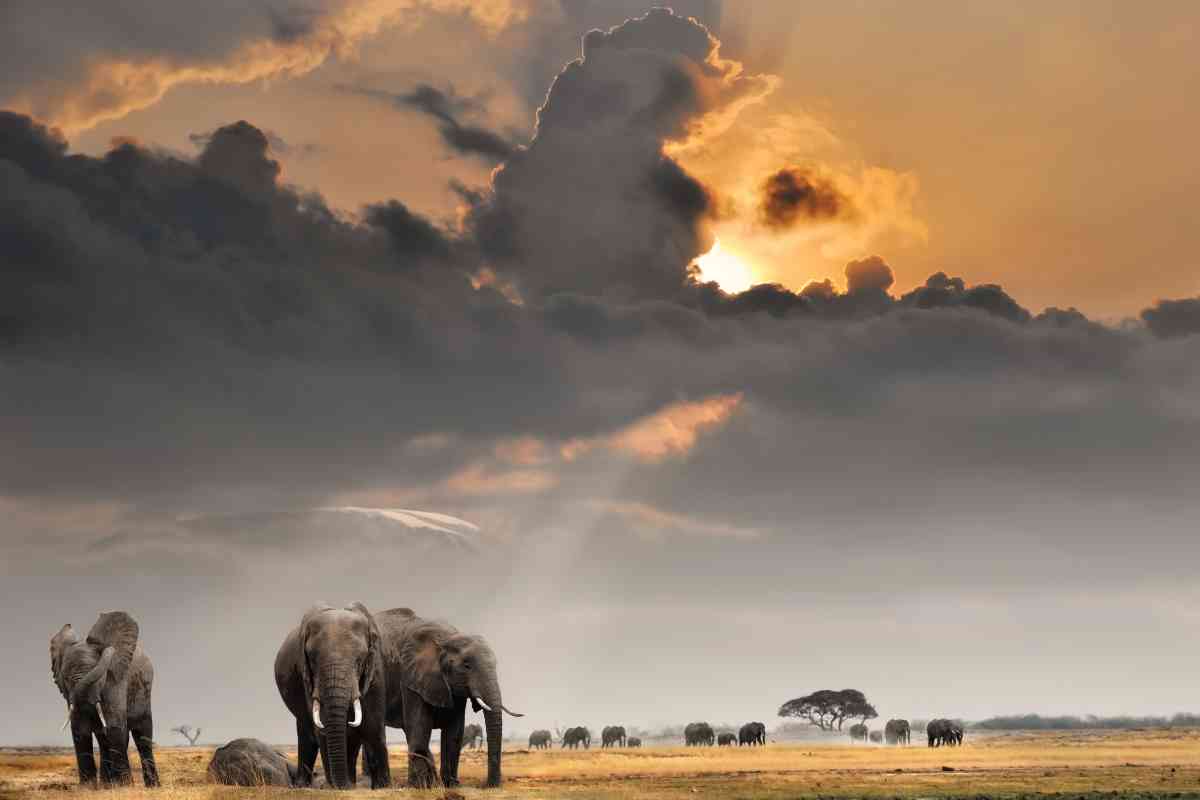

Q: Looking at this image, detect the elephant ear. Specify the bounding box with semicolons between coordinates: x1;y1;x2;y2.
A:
348;602;384;694
298;604;333;695
85;612;139;684
50;624;78;698
398;621;453;708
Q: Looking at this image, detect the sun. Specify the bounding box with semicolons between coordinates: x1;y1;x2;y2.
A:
692;239;754;293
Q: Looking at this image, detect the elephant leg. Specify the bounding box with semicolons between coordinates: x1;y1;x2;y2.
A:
295;719;320;787
99;723;132;786
318;730;333;785
130;714;160;787
405;706;438;788
363;722;392;789
441;707;465;787
347;735;361;786
71;721;97;786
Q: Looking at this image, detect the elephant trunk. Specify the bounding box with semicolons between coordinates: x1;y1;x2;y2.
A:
70;647;115;723
316;662;356;790
483;708;502;787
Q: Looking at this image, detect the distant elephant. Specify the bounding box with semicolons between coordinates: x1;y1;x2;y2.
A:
849;723;869;742
926;718;963;747
207;738;296;787
380;608;521;787
275;603;390;790
50;612;159;787
627;737;642;748
601;725;627;747
717;732;736;746
869;730;883;744
884;718;911;746
528;730;552;749
464;723;484;750
684;722;715;746
738;722;766;746
561;726;591;749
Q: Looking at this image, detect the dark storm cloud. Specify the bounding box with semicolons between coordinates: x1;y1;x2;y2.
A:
345;83;517;162
759;166;853;229
1141;296;1200;339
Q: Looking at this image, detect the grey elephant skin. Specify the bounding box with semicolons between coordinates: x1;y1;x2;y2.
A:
207;738;297;787
884;718;911;745
717;732;736;746
50;612;159;787
275;603;391;790
849;723;869;742
464;722;484;750
601;725;627;748
738;721;766;746
626;737;642;748
684;722;714;746
528;729;552;749
561;726;591;749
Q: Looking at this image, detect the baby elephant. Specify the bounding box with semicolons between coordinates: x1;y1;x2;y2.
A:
717;732;737;746
627;737;642;748
207;738;297;787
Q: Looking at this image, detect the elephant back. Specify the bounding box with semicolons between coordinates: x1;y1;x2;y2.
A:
86;611;140;684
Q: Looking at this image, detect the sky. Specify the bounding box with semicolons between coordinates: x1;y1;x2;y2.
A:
2;0;1200;747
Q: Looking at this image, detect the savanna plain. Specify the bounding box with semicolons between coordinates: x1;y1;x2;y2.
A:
5;729;1200;800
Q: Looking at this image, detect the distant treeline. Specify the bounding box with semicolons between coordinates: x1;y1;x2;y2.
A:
974;713;1200;730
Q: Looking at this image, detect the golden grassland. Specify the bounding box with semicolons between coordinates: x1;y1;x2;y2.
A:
6;729;1200;799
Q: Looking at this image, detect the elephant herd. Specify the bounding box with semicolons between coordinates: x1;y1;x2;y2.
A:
926;718;965;747
51;605;522;790
849;719;920;746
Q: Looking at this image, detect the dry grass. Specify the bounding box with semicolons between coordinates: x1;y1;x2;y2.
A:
6;729;1200;799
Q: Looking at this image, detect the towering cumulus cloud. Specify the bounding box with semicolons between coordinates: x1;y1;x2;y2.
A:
467;8;771;301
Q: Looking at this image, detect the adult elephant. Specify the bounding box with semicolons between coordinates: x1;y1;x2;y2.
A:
602;725;627;748
464;723;484;750
884;718;911;746
275;603;390;790
207;738;296;787
717;732;736;746
926;718;959;747
738;722;766;746
50;612;159;787
381;607;521;788
684;722;715;746
849;723;869;742
627;737;642;748
561;726;590;749
528;730;552;749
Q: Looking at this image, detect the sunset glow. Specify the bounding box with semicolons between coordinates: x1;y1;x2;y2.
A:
692;239;755;293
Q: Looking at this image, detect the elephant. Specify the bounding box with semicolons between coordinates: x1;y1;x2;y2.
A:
528;730;552;749
926;718;963;747
601;725;627;748
738;722;766;746
275;603;390;790
50;611;159;787
884;718;911;746
381;608;521;788
561;726;591;749
849;723;869;742
869;730;883;744
684;722;715;746
627;737;642;748
717;732;736;746
464;723;484;750
207;738;296;787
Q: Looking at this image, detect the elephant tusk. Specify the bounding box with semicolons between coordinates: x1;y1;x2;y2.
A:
312;699;324;730
97;705;107;730
501;704;524;718
61;706;73;731
349;698;362;728
472;696;492;712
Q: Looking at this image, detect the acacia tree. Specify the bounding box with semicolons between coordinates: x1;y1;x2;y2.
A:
778;689;876;731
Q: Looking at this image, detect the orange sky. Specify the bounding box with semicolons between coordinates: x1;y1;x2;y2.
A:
20;1;1200;317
